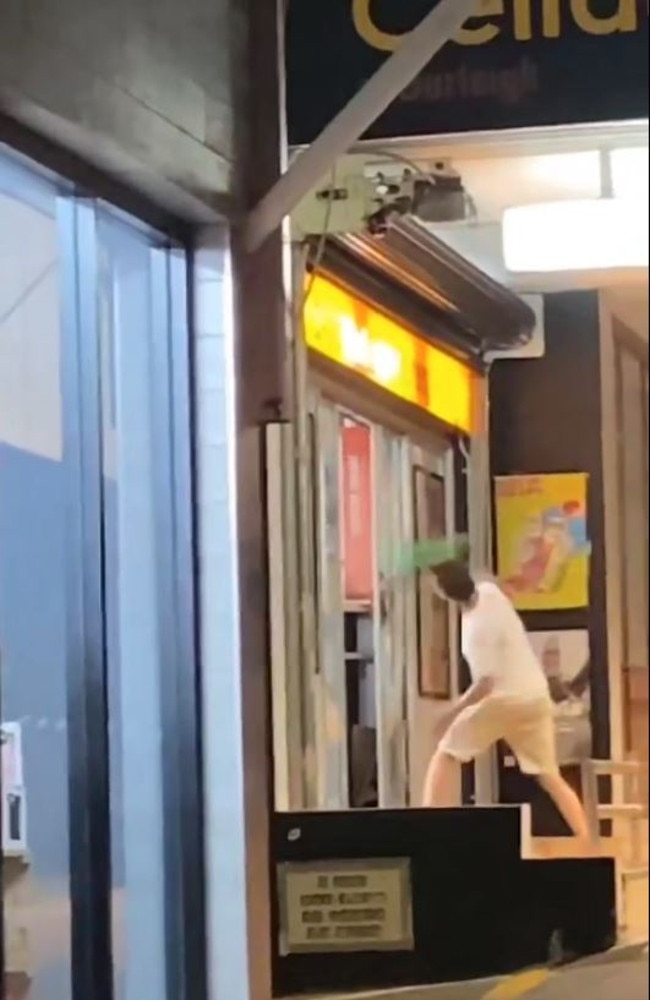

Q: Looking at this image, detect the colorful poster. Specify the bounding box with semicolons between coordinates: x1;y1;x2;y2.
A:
495;473;590;611
341;422;374;602
529;630;592;766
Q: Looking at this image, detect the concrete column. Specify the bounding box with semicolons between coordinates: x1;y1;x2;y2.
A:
197;2;294;998
195;229;270;1000
199;1;291;997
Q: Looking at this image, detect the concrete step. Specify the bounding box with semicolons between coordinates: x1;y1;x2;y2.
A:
274;807;616;997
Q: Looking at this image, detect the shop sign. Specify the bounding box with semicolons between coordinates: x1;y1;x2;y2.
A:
277;858;414;954
287;1;649;145
304;274;476;433
341;422;374;602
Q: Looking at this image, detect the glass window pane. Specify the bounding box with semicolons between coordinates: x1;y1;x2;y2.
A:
414;468;450;699
98;210;169;1000
0;152;72;1000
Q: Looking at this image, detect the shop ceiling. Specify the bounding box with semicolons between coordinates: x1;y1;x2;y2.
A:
286;1;648;287
394;125;649;292
433;143;646;223
294;123;649;294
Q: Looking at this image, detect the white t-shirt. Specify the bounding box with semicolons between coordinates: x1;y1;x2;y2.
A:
461;581;550;701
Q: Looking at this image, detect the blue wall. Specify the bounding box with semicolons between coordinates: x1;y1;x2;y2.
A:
0;443;71;998
0;441;130;997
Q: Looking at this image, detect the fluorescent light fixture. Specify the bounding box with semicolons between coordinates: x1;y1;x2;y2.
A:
611;147;649;203
503;198;649;273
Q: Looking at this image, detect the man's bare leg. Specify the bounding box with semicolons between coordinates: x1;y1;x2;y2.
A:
538;772;592;842
422;750;458;808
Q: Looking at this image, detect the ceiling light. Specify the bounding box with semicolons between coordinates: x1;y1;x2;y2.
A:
611;147;649;203
503;198;649;273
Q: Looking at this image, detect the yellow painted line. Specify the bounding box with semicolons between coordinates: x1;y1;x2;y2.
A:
482;968;553;1000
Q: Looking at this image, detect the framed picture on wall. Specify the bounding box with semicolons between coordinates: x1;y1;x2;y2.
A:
494;473;591;612
413;467;451;700
500;630;592;771
529;629;592;766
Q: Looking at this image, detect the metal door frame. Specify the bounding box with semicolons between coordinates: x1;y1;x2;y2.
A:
1;170;204;997
299;380;461;810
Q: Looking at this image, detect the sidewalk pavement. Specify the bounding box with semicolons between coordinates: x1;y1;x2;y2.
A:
304;941;649;1000
521;952;648;1000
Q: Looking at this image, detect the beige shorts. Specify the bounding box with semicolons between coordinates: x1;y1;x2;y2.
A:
440;695;558;776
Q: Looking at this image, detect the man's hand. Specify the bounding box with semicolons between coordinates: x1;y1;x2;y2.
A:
431;676;494;748
432;709;456;747
462;675;495;707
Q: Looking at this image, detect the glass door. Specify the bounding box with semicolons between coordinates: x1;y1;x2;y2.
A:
311;394;349;809
297;386;459;810
407;442;459;806
304;390;379;810
97;209;190;1000
0;145;73;1000
340;413;376;810
0;147;202;1000
372;427;410;808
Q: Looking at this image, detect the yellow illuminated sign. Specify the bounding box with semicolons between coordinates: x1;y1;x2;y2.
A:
352;0;644;54
304;274;477;434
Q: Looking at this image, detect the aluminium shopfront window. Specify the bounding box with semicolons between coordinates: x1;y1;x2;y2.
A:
268;378;459;813
0;146;204;1000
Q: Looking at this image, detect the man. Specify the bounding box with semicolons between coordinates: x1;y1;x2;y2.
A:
421;561;591;843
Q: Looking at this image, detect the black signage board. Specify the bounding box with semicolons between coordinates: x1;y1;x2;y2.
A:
286;1;649;146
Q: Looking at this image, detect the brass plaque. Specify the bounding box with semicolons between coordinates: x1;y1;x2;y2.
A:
277;858;414;955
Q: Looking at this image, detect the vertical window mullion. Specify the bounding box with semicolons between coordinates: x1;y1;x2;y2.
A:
613;340;629;672
637;354;649;659
167;247;207;998
59;195;113;1000
148;246;206;1000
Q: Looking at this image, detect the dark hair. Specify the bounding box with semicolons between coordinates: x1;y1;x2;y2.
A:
432;560;476;603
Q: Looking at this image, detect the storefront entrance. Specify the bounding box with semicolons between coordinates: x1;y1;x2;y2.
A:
266;261;495;816
0;146;202;1000
303;388;457;810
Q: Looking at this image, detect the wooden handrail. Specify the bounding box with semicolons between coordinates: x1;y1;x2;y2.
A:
589;759;648;777
580;758;648;842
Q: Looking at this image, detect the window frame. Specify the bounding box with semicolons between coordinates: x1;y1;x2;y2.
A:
0;142;206;1000
413;466;452;701
613;322;649;673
